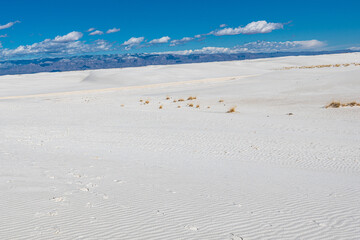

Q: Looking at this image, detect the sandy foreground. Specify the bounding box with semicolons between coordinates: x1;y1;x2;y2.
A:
0;53;359;239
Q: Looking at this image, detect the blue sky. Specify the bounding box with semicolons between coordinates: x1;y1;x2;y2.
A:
1;0;359;59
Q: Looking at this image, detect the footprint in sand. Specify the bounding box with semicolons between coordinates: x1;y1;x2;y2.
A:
51;196;66;202
86;182;98;188
184;225;199;231
48;210;58;216
230;233;243;240
85;202;94;208
53;226;61;234
79;187;90;192
232;202;242;208
113;179;124;184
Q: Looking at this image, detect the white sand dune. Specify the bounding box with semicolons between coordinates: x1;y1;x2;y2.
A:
0;53;359;239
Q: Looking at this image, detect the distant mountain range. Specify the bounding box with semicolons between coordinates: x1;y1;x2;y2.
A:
0;50;356;76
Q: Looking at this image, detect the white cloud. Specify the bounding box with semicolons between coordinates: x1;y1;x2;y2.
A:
106;28;120;34
156;47;239;55
149;36;170;44
0;32;111;59
167;20;284;47
0;21;20;30
241;40;325;52
212;20;283;36
89;30;104;36
0;34;7;38
122;37;144;49
53;31;83;42
156;40;326;55
348;46;360;51
87;28;96;32
170;37;194;46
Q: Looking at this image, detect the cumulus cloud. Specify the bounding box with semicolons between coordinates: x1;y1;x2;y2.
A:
156;40;326;55
122;37;144;50
211;20;283;36
149;36;170;44
0;31;111;59
89;30;104;36
0;21;20;30
87;28;96;32
170;37;194;46
219;24;227;28
53;31;83;42
0;34;8;38
348;46;360;51
106;28;120;34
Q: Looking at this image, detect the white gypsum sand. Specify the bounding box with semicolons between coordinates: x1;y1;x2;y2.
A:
0;52;359;239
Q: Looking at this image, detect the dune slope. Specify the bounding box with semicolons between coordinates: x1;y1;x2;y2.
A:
0;53;360;239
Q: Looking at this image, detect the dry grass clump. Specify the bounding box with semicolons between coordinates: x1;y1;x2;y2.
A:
207;106;210;109
326;101;360;108
219;99;224;103
188;103;194;107
166;96;170;100
345;101;358;107
120;104;125;107
159;105;163;109
196;104;200;108
177;105;181;108
144;100;150;105
178;98;185;102
140;99;143;102
173;100;177;103
187;96;197;100
227;106;236;113
326;101;341;108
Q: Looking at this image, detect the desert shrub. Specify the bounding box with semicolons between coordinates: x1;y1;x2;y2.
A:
227;106;236;113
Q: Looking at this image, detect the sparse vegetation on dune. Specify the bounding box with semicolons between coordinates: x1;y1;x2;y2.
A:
283;63;360;70
136;96;243;114
227;106;236;113
325;101;360;108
